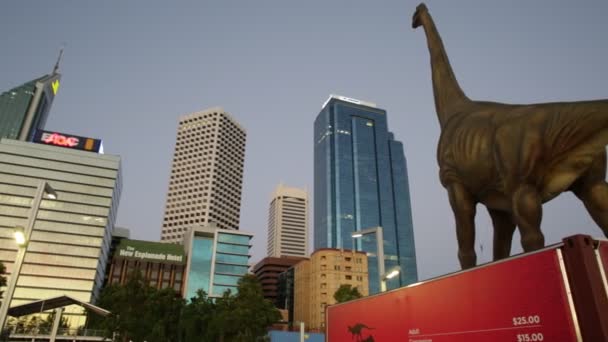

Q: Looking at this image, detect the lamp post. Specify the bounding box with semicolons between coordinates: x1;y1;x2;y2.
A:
351;226;387;292
0;181;57;330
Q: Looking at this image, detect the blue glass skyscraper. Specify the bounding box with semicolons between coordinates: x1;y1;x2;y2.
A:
314;95;418;294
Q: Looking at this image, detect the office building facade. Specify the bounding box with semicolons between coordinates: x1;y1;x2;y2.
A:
276;267;296;324
293;248;368;331
252;256;307;304
267;184;308;257
161;108;246;243
0;139;121;327
106;239;186;295
314;95;418;294
182;225;252;300
0;73;61;142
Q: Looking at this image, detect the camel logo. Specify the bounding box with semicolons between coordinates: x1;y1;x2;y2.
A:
51;79;60;95
348;323;375;342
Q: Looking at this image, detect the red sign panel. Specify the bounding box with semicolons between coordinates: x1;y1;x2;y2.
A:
327;249;579;342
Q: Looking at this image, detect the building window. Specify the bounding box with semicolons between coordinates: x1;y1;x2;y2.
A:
345;275;352;280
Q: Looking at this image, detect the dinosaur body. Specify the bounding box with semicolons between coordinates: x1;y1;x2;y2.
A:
413;3;608;268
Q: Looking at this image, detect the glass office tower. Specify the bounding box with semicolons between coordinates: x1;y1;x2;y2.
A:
182;224;252;300
314;95;418;294
0;73;61;141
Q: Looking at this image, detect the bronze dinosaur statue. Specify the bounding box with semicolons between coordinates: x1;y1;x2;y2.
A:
412;3;608;269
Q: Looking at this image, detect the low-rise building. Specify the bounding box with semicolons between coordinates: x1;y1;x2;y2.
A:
106;239;186;295
293;249;368;331
252;256;307;304
276;266;297;326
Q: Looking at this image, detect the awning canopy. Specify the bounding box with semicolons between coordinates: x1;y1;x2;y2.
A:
7;295;110;317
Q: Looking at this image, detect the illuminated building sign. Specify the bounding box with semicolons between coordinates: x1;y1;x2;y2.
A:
116;239;185;264
33;130;103;153
51;79;60;95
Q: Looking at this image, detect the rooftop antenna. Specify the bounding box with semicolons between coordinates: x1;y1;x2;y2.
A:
52;45;65;74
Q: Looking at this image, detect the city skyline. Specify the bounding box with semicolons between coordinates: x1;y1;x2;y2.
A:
2;1;607;281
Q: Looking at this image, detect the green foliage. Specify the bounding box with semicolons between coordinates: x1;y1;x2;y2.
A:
0;262;6;305
94;271;185;342
334;284;363;303
178;274;281;342
95;273;281;342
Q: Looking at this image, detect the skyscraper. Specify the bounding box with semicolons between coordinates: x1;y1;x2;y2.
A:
313;94;418;294
161;107;246;243
267;184;309;257
0;53;62;142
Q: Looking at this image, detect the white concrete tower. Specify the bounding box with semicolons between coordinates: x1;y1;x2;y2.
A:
267;184;309;257
161;107;246;243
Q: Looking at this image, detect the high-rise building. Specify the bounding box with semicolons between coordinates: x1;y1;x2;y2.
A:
0;138;121;328
0;55;62;142
267;184;309;257
252;256;307;304
182;224;252;299
293;248;368;332
161;107;246;243
313;95;418;294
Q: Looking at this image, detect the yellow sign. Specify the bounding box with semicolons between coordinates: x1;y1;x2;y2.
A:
51;80;60;95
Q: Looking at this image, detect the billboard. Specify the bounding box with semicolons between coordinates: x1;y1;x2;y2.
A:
33;129;103;153
116;239;185;264
327;249;579;342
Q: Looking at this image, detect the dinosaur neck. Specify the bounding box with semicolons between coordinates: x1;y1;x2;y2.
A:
421;11;469;127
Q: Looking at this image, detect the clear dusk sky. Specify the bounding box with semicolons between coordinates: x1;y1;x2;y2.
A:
1;0;607;280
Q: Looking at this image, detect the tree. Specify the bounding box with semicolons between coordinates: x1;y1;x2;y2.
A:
178;290;216;342
229;274;281;341
199;275;281;342
334;284;363;303
95;271;184;342
0;262;9;342
0;262;6;306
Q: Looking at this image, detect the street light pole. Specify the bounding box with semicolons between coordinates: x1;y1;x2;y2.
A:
0;181;56;330
375;227;386;292
351;226;386;292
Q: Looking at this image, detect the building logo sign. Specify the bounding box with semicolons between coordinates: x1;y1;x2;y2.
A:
116;240;185;264
33;130;103;153
42;132;79;147
51;79;60;95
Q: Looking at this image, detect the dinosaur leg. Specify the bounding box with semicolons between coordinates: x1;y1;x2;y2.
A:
512;185;545;252
572;153;608;237
575;182;608;237
487;208;516;260
447;183;477;269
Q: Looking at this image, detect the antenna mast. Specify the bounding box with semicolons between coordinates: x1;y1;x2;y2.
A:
53;47;64;74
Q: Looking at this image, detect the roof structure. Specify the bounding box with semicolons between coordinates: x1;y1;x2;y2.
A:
7;295;110;318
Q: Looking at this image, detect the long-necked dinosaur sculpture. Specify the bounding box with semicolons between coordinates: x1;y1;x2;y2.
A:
413;3;608;269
